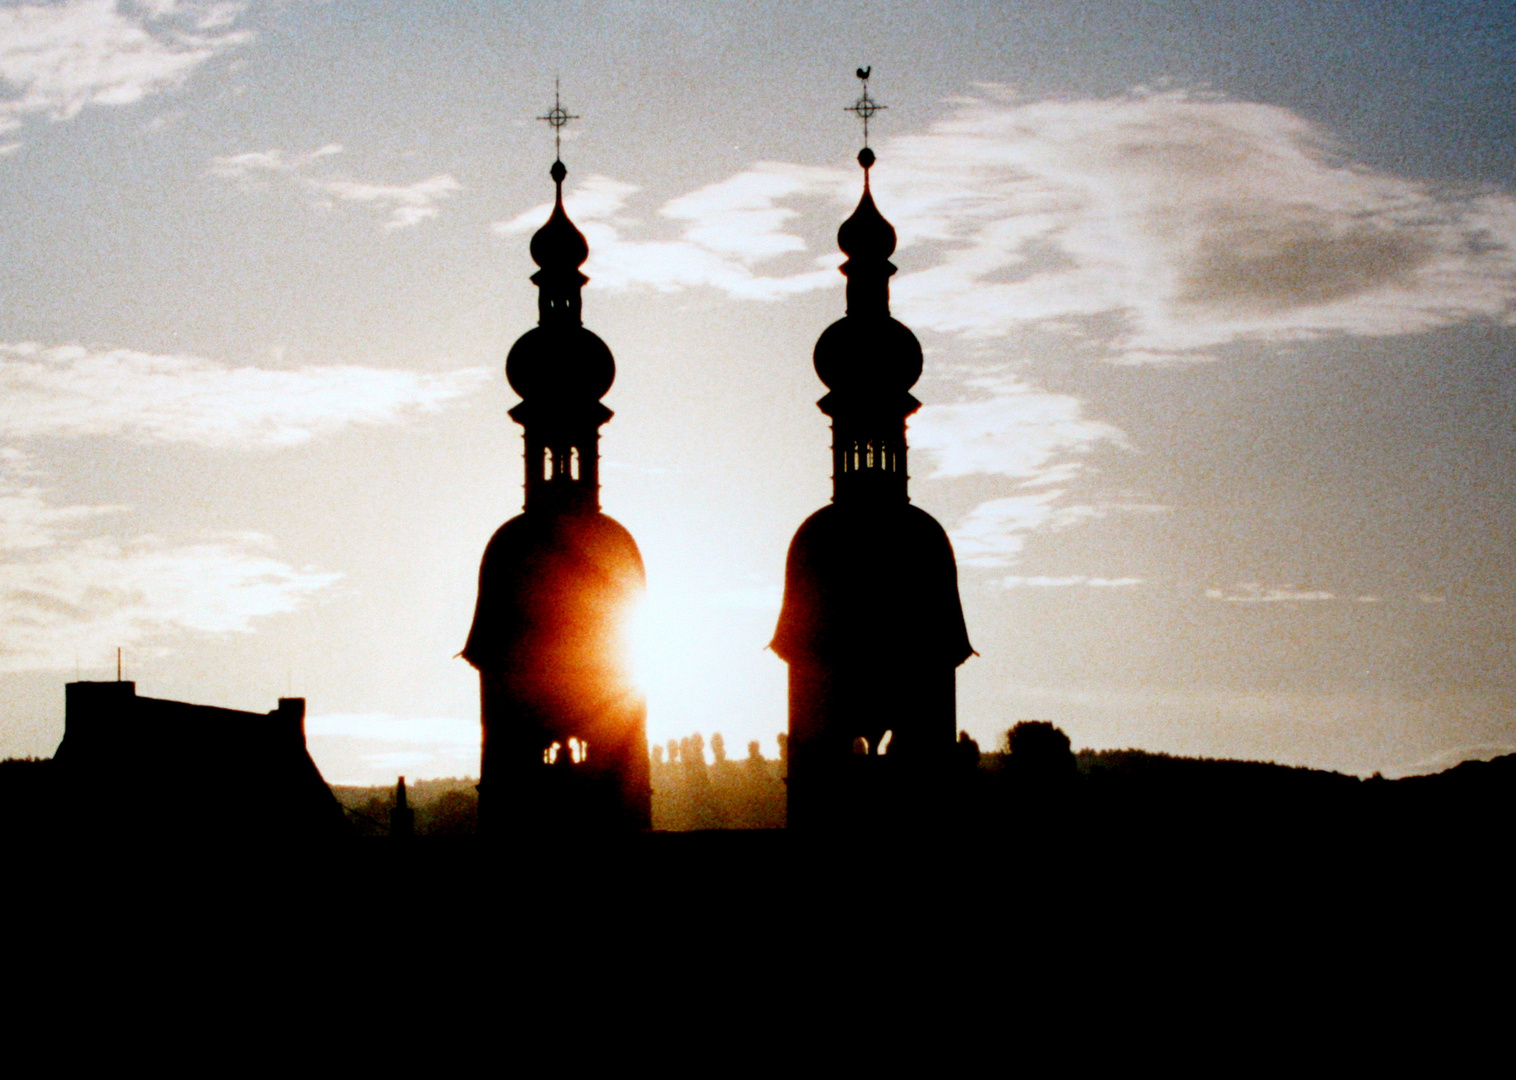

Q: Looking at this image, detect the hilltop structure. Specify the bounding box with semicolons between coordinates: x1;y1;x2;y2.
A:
53;680;349;841
462;110;650;835
772;75;973;830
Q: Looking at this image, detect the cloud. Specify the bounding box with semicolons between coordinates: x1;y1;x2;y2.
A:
511;89;1516;359
311;174;462;230
492;166;849;300
910;374;1127;482
304;713;479;785
210;144;461;229
0;448;126;551
907;374;1151;570
0;0;249;136
949;490;1075;568
0;341;488;447
208;142;343;180
492;174;641;234
306;712;479;746
1206;583;1336;603
0;450;336;672
947;488;1164;569
481;88;1516;574
875;87;1516;359
999;575;1143;588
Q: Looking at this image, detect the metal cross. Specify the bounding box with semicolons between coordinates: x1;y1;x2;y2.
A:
537;79;580;162
845;66;886;148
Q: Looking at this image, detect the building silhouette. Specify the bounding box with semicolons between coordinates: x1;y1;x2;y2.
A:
462;151;651;835
771;133;973;830
53;680;349;842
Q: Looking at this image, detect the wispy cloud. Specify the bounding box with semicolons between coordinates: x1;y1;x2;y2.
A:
999;575;1143;588
311;174;462;230
518;89;1516;359
210;144;461;230
1203;584;1459;606
910;374;1126;482
304;712;479;785
0;0;250;138
1206;583;1336;603
949;491;1084;568
0;342;488;447
493;166;849;300
906;374;1150;571
0;450;336;672
0;448;125;551
879;87;1516;359
511;87;1514;572
947;489;1165;570
208;142;343;180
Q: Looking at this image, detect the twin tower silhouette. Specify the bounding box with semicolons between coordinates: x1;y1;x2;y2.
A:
461;95;973;835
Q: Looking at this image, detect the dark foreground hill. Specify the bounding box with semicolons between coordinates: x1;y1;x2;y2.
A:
321;747;1513;840
4;747;1510;857
2;751;1510;968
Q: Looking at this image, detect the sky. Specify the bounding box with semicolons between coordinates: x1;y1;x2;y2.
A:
1;0;1513;785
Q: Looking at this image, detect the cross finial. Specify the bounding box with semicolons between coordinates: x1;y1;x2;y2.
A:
537;78;580;163
845;66;886;156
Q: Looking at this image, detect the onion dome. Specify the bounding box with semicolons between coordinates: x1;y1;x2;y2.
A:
837;149;896;263
529;160;589;272
812;149;923;410
504;160;616;411
505;326;615;404
813;317;922;398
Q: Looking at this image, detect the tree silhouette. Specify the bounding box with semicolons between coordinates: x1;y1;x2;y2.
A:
957;730;981;770
1006;721;1077;784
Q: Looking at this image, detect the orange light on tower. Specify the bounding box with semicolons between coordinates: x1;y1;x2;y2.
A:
462;90;651;836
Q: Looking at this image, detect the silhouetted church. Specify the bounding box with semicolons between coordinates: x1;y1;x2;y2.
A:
462;144;651;835
772;100;973;830
53;680;349;841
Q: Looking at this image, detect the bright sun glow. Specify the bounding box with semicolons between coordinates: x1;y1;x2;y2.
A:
626;589;704;718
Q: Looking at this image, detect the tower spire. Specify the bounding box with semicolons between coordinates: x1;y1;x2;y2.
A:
504;87;611;513
463;85;650;837
771;68;971;832
813;66;920;504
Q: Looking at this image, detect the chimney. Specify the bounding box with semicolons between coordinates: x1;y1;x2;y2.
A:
276;697;306;743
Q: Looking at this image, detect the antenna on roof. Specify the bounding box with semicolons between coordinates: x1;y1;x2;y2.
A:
116;647;122;682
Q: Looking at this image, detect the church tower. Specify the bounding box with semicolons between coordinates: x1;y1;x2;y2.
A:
772;72;973;830
463;93;650;835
